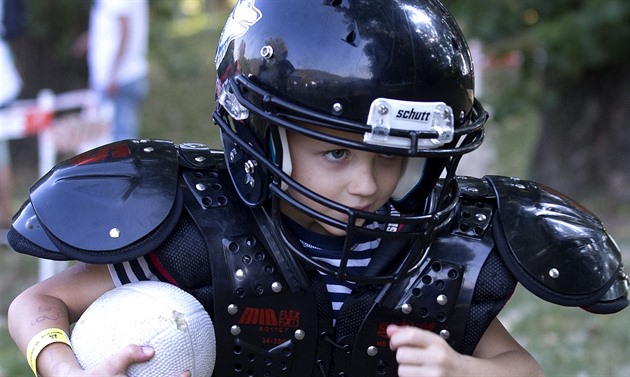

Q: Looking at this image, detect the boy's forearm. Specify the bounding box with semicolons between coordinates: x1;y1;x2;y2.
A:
8;291;81;376
459;350;545;377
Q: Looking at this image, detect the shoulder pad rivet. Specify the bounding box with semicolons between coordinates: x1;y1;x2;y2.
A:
367;346;378;356
549;268;560;278
227;304;238;315
109;228;120;238
271;282;283;293
475;213;487;222
231;325;241;336
294;329;305;340
439;329;450;339
401;303;412;314
437;294;448;305
235;269;245;280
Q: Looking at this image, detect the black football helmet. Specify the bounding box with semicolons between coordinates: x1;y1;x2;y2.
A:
213;0;488;284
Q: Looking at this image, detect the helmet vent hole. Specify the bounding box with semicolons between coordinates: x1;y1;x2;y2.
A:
330;0;343;6
345;30;357;45
452;37;460;51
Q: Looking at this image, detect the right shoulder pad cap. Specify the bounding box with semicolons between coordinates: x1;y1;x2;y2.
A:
486;175;628;314
9;139;182;263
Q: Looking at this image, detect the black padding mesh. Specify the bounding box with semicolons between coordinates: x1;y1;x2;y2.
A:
309;274;334;323
336;288;379;339
154;211;214;313
460;249;517;355
6;228;69;261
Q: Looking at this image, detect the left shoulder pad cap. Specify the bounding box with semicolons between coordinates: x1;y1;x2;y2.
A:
487;175;628;313
9;139;182;263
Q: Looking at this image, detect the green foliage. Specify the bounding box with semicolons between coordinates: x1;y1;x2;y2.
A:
444;0;630;82
23;0;91;57
442;0;630;121
534;0;630;80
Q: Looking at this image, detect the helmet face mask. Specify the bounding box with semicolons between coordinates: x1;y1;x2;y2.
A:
213;0;488;283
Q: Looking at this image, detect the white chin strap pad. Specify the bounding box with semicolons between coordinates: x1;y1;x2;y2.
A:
391;157;427;201
277;128;292;190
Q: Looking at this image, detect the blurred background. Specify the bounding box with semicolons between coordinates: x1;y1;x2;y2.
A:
1;0;628;376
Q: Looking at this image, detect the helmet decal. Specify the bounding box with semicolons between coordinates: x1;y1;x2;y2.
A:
215;0;262;69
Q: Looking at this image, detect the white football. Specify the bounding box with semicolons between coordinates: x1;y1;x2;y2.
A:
71;281;215;377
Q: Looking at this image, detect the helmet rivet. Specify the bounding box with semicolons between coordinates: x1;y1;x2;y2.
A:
195;155;206;163
332;102;343;115
459;110;465;121
229;148;238;163
549;268;560;279
260;45;274;59
244;159;257;174
196;183;206;191
244;160;258;187
231;325;241;336
143;147;154;153
378;104;389;115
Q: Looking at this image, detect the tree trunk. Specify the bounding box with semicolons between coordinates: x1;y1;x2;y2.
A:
530;63;630;205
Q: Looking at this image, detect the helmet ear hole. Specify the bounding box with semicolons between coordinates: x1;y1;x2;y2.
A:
221;124;270;207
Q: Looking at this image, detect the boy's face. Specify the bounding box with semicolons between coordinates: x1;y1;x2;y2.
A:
281;126;405;236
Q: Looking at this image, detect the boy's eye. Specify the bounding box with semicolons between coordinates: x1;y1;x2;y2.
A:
325;149;347;160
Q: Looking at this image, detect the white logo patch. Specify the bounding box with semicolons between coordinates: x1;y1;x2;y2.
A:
215;0;263;69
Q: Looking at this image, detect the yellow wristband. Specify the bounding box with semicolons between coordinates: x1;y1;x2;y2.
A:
26;328;72;377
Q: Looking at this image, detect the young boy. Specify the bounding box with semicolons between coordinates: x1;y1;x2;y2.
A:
7;0;627;376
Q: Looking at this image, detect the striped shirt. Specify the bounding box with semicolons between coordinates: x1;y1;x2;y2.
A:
287;219;380;321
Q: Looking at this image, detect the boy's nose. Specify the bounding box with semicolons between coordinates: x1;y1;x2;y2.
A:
347;161;378;197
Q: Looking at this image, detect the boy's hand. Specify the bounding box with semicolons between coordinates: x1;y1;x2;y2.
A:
83;344;154;376
387;324;465;377
83;345;191;377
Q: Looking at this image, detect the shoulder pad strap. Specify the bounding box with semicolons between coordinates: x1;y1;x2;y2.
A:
10;139;183;263
487;175;628;313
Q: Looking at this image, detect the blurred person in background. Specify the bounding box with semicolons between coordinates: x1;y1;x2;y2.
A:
85;0;148;141
0;0;24;228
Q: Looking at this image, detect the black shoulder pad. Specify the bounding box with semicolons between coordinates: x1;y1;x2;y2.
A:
486;175;628;313
9;139;183;264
